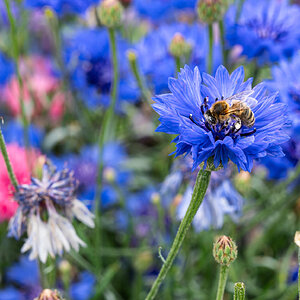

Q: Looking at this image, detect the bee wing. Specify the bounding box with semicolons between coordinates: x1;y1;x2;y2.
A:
225;90;257;108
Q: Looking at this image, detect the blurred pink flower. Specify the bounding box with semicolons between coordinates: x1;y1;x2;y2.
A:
0;144;40;222
2;56;65;122
49;92;65;122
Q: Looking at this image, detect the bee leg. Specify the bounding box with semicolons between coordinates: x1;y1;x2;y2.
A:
189;114;200;126
240;128;256;137
215;97;219;102
203;97;209;109
200;104;205;116
221;96;224;100
205;121;212;131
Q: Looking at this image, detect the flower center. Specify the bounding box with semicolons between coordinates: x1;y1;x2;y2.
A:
246;18;288;42
190;96;256;141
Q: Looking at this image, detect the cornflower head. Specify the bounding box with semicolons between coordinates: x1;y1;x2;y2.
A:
135;23;221;94
8;162;95;263
64;28;139;109
153;65;289;172
259;54;300;179
226;0;300;65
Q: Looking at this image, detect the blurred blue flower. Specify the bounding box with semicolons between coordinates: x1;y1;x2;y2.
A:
260;54;300;179
0;52;14;85
51;142;131;208
133;0;197;21
64;28;139;109
25;0;99;16
4;256;41;299
226;0;300;65
70;271;96;300
6;256;39;287
0;287;23;300
161;157;243;231
135;23;221;94
153;65;289;172
1;121;44;149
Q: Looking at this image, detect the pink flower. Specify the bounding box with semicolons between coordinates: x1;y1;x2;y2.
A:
49;92;65;122
2;56;65;122
0;144;40;222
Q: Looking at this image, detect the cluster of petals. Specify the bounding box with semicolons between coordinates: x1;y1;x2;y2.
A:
8;162;94;263
153;65;289;172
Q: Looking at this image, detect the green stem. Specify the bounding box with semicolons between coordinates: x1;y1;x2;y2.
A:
128;51;152;105
94;27;119;208
252;61;260;86
218;20;228;67
175;56;181;75
4;0;30;149
145;169;211;300
216;265;229;300
234;282;246;300
298;247;300;299
94;27;119;268
38;259;49;289
0;128;18;189
208;24;214;74
235;0;245;23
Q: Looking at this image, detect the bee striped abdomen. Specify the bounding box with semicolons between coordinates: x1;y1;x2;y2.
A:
241;108;255;127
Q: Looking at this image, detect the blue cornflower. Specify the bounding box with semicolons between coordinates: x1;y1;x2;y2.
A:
0;52;14;85
226;0;300;65
8;162;94;263
133;0;197;21
1;121;44;149
70;271;96;300
5;256;41;299
153;65;289;172
24;0;99;16
64;28;139;109
161;157;243;231
135;23;221;94
0;287;23;300
260;54;300;179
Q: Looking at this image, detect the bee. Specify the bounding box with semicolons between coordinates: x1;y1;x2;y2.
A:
201;91;256;136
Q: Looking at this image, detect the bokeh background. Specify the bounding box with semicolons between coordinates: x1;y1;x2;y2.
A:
0;0;300;299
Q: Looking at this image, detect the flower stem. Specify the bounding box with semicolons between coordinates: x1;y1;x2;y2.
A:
94;27;119;268
145;169;211;300
4;0;30;149
38;259;49;289
234;282;246;300
216;265;229;300
175;56;181;75
235;0;245;22
95;27;119;209
128;51;152;105
298;247;300;299
208;24;214;74
0;127;18;189
218;20;228;67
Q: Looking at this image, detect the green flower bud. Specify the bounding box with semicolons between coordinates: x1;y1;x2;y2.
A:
103;167;116;183
213;235;237;266
126;49;137;62
197;0;228;24
169;33;191;58
234;282;246;300
35;289;64;300
133;250;153;272
98;0;124;28
151;192;161;205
